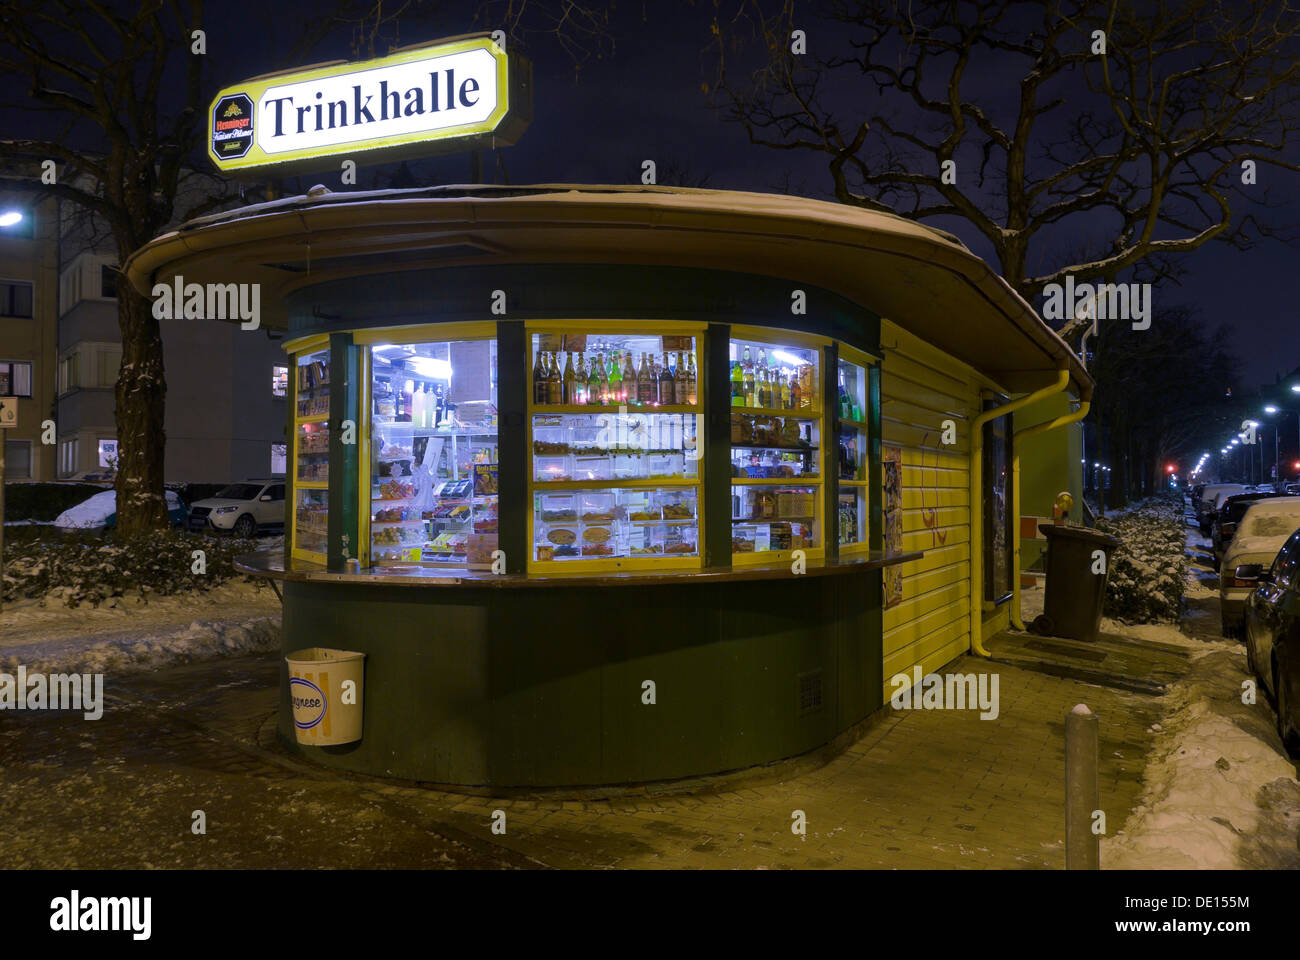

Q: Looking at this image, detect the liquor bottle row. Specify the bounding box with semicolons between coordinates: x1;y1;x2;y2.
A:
533;350;697;406
374;376;449;428
730;344;815;409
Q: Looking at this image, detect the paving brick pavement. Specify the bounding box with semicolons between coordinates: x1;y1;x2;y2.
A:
0;648;1170;869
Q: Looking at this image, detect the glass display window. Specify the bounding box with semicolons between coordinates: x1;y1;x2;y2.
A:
295;348;330;418
731;483;820;554
291;345;330;560
837;351;873;552
294;487;328;556
530;332;698;409
533;486;698;562
728;336;818;413
838;490;867;548
528;326;703;570
729;332;824;562
532;412;699;483
368;338;498;566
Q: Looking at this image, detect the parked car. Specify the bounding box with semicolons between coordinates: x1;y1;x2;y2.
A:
1197;483;1247;535
187;480;285;537
1220;496;1300;638
1212;491;1284;569
1241;528;1300;756
54;489;187;530
1285;483;1300;496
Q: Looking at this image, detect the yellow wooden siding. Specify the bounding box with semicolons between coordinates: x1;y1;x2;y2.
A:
880;319;988;701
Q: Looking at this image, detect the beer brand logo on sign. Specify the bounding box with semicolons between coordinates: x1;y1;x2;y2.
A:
206;34;530;177
211;93;254;160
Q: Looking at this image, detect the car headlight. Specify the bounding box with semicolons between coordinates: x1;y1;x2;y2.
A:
214;506;239;514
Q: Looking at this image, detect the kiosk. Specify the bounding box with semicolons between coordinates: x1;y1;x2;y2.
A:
124;183;1091;788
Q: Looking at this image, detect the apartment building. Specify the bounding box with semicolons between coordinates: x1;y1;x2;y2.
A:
1;158;289;484
56;249;290;481
0;185;58;480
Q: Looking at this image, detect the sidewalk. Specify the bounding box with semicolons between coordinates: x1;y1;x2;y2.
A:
393;653;1165;869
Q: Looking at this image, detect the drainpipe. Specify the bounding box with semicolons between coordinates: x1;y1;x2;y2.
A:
1009;398;1092;631
969;368;1070;657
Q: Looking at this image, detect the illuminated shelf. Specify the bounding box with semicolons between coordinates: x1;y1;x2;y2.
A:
531;478;700;490
728;406;820;418
531;404;700;414
730;477;820;485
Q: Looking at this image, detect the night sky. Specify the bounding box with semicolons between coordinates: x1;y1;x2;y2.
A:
8;0;1299;387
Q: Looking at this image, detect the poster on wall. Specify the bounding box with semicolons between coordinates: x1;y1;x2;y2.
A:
883;445;904;607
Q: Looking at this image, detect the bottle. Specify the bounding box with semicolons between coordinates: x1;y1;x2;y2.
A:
799;363;814;409
638;353;654;404
533;350;547;405
417;383;429;427
838;367;851;420
674;351;686;406
730;354;744;407
622;352;635;404
575;354;588;405
742;346;754;406
587;354;602;405
790;376;801;411
686;353;698;405
546;352;562;405
433;383;444;426
659;352;675;405
758;366;771;409
563;352;576;405
402;379;414;422
607;350;622;404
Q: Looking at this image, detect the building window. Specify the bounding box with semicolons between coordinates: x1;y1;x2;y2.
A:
58;353;79;394
0;361;33;397
5;439;32;479
272;365;288;398
97;438;119;469
983;401;1014;604
100;264;118;299
0;281;34;318
59;438;80;477
270;442;287;476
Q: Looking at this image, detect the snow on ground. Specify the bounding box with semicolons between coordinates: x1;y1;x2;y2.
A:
0;580;281;676
1102;646;1300;869
1102;511;1300;868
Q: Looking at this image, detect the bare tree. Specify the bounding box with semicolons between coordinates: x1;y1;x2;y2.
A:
1;0;614;533
1;1;217;533
710;0;1300;303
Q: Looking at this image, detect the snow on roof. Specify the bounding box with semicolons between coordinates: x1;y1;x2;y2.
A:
177;182;972;250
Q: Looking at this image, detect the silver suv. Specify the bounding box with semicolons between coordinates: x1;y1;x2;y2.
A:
188;480;285;537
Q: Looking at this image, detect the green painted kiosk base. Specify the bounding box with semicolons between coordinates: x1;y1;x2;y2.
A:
245;551;915;789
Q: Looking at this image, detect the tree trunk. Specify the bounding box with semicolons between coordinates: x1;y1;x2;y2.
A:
113;284;168;533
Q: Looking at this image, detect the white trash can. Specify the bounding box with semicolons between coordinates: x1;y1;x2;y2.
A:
285;647;365;745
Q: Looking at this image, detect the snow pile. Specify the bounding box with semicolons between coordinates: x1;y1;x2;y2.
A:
2;530;268;607
52;489;182;529
0;616;281;677
1103;648;1299;869
1096;495;1187;623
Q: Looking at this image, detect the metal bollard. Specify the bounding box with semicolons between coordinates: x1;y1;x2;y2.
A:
1065;702;1100;869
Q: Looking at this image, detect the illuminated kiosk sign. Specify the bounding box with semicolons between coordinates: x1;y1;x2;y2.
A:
207;34;531;176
